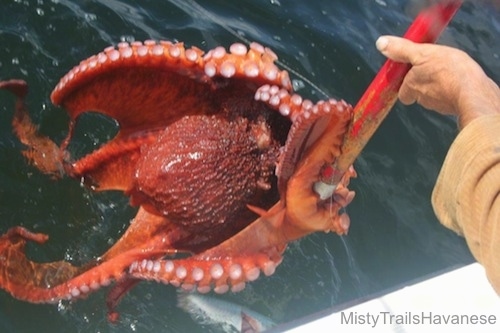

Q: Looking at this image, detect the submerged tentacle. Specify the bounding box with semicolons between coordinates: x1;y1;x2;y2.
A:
0;209;183;304
0;226;109;303
0;80;63;177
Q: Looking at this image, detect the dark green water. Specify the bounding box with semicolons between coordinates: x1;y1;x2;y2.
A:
0;0;498;332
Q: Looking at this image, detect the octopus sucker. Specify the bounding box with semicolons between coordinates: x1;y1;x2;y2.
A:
127;251;284;294
0;39;356;318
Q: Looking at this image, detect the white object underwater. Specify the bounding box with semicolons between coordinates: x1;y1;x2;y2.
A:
177;292;276;332
282;263;500;332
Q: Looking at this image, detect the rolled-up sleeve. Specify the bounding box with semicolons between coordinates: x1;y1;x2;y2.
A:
432;114;500;294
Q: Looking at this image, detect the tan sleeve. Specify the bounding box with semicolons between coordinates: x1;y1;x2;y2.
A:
432;114;500;294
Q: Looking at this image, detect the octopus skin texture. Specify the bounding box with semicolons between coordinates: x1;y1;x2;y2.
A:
0;40;356;319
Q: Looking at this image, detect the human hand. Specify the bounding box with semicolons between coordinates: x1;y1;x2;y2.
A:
376;35;500;129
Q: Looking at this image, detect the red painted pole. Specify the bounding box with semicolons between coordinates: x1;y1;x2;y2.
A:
319;0;463;189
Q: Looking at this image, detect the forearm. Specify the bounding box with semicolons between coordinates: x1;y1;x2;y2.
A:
432;115;500;294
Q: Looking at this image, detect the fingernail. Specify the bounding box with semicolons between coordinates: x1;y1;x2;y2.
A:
376;36;389;51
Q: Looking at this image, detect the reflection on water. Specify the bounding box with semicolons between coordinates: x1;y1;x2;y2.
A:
0;0;498;332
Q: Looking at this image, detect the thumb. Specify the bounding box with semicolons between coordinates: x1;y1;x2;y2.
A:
376;35;421;64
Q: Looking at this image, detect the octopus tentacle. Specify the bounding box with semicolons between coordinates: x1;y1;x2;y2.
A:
0;226;108;303
0;80;63;177
0;229;174;304
202;42;291;88
255;84;356;236
106;210;287;315
255;84;351;188
120;204;287;302
128;246;284;295
106;277;141;322
0;209;182;304
285;104;355;235
51;40;291;125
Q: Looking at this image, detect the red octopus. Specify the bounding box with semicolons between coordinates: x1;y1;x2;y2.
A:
0;40;355;319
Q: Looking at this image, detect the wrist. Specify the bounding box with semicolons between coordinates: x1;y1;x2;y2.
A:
456;78;500;130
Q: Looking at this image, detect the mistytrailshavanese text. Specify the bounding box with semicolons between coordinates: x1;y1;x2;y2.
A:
340;311;497;328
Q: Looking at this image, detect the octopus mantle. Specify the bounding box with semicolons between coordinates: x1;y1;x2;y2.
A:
0;40;355;319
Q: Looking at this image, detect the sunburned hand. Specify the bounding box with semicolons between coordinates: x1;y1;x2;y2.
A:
376;35;500;129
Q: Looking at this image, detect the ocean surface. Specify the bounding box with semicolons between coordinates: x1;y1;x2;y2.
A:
0;0;498;332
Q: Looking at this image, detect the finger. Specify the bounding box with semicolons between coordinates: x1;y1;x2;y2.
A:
397;76;417;105
375;35;422;64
